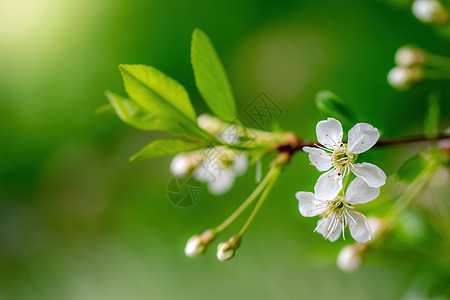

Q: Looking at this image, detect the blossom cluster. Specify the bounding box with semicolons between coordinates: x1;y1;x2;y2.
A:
170;114;248;195
296;118;386;243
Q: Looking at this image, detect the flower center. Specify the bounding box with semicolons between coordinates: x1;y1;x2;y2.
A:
331;144;356;176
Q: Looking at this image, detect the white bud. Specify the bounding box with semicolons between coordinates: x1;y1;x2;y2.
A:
185;235;204;257
217;243;234;261
387;66;423;90
216;236;240;262
412;0;449;24
337;245;362;272
395;46;426;67
170;153;191;177
197;114;222;134
367;216;384;238
184;230;216;258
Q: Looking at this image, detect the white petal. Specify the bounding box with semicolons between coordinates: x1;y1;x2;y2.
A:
314;169;343;200
347;123;380;154
316;118;343;149
327;218;342;242
296;192;327;217
303;146;332;172
345;177;380;205
219;127;240;144
208;172;235;195
232;154;248;176
347;211;372;243
351;162;386;188
315;214;332;236
193;155;226;182
315;212;342;242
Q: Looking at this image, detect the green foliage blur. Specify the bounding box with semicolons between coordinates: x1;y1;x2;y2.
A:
0;0;449;299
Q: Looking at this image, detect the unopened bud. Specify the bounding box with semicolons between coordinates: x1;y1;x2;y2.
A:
337;245;363;272
170;153;201;177
184;229;216;257
170;153;191;177
395;46;426;67
216;236;240;262
197;114;222;135
185;235;204;257
367;216;384;239
412;0;449;25
387;66;423;90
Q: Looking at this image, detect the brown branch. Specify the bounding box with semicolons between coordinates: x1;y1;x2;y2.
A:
279;133;450;157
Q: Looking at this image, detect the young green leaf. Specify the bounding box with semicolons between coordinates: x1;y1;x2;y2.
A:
424;92;440;138
119;64;211;140
191;28;236;122
95;103;115;115
130;139;207;161
105;90;173;131
315;91;356;125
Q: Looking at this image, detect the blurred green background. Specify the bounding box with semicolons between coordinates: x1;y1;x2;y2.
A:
0;0;449;299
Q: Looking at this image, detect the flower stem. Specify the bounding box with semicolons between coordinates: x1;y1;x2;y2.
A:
237;167;281;237
423;68;450;79
383;169;435;231
373;160;438;245
426;52;450;71
214;166;279;232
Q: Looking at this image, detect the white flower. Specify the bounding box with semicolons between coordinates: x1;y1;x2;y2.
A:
412;0;449;24
193;147;248;195
296;177;379;243
171;115;249;194
303;118;386;200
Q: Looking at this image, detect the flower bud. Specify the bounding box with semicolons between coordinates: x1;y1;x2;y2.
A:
170;153;201;177
387;66;423;90
367;216;384;239
395;46;426;67
216;236;241;262
197;114;222;135
185;235;204;257
412;0;449;25
170;153;191;177
184;229;216;257
337;245;363;272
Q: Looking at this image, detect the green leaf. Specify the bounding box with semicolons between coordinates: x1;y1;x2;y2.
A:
119;64;211;140
424;92;440;138
396;154;428;183
191;28;236;122
105;91;174;131
130;139;207;161
95;103;115;115
315;91;356;125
